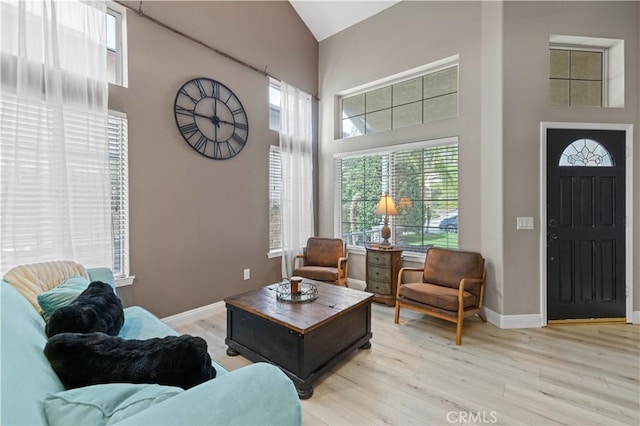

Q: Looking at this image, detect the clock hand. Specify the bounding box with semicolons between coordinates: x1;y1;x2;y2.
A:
217;119;235;126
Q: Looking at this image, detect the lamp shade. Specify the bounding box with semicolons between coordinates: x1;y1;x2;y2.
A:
374;193;398;216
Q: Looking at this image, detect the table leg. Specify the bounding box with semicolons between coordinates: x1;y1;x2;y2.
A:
296;384;314;400
226;347;239;356
360;340;371;349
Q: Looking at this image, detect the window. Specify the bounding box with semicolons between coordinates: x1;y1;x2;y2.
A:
549;35;625;108
559;139;613;167
268;145;282;254
335;138;458;253
341;65;458;138
549;48;603;107
107;2;127;86
269;79;281;131
108;112;131;280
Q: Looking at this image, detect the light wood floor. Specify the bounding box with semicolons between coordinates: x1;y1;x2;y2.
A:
175;303;640;425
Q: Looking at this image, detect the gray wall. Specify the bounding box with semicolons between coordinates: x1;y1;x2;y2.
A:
318;1;489;306
318;1;640;318
501;1;639;315
109;1;318;317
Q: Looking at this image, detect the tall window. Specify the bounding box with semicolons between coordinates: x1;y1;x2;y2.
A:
341;65;458;138
268;145;282;254
108;112;130;279
269;79;281;131
107;2;127;86
335;139;458;253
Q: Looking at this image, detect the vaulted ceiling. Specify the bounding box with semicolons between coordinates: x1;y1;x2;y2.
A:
289;0;401;41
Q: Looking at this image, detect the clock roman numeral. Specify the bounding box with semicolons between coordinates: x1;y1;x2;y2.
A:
193;134;208;153
235;122;248;131
230;132;246;146
175;105;194;116
213;142;222;159
179;122;199;138
212;82;219;99
225;141;237;157
194;79;208;98
231;107;245;116
180;88;199;104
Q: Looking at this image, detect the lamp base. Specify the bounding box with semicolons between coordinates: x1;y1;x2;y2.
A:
381;222;392;246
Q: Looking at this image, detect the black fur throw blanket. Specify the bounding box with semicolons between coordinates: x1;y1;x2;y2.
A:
44;332;216;390
45;281;124;338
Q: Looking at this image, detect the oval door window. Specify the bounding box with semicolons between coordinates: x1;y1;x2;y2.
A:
559;138;614;167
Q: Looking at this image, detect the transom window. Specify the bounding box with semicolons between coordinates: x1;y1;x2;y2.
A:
549;48;603;107
559;139;613;167
335;139;459;253
341;65;458;138
549;35;625;108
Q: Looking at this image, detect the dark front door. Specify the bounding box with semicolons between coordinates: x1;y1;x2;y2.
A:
547;129;626;320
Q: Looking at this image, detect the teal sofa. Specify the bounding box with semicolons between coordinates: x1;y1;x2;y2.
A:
1;267;301;425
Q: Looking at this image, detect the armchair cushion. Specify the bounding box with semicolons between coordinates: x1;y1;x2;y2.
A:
399;283;477;312
292;266;338;283
422;248;484;291
304;237;345;267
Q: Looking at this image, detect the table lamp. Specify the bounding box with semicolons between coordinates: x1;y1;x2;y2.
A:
374;193;398;246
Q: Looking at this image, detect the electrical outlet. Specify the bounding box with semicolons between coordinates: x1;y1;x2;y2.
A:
243;268;250;280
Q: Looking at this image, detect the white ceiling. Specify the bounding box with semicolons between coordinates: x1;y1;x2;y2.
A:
289;0;401;42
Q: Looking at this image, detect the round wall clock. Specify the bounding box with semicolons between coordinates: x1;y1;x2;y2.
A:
173;77;249;160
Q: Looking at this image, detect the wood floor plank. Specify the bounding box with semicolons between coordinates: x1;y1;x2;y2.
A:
173;302;640;425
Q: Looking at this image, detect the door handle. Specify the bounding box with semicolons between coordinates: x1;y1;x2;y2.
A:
548;233;558;241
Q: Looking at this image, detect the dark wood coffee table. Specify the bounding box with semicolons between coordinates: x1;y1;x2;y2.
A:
224;279;373;399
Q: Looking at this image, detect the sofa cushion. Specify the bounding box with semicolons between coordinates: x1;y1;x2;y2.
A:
3;261;89;312
1;282;64;426
45;332;216;390
45;281;124;338
422;248;484;289
292;265;338;282
399;282;477;312
44;383;183;426
37;275;91;321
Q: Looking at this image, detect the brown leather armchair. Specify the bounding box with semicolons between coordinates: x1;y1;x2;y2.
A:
394;247;486;345
293;237;348;287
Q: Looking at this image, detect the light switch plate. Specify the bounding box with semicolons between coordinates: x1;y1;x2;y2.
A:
516;217;534;230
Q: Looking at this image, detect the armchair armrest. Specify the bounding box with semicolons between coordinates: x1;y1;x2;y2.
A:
116;363;301;426
396;267;424;297
458;277;485;309
293;254;305;270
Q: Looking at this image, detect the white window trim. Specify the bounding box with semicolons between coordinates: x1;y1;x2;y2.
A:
107;1;128;87
333;136;459;252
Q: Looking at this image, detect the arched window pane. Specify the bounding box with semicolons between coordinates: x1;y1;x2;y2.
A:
559;139;613;167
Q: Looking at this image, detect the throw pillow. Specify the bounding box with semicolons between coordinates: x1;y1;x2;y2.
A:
45;281;124;338
44;332;217;390
37;275;91;321
44;383;183;426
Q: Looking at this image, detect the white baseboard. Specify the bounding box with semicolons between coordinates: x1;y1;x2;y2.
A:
632;311;640;324
483;307;544;329
162;301;225;328
347;278;367;291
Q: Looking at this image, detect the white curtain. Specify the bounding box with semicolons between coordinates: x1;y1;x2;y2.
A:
279;82;314;278
0;0;111;273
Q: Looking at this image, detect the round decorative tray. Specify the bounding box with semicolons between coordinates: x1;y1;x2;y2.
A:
275;281;319;303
